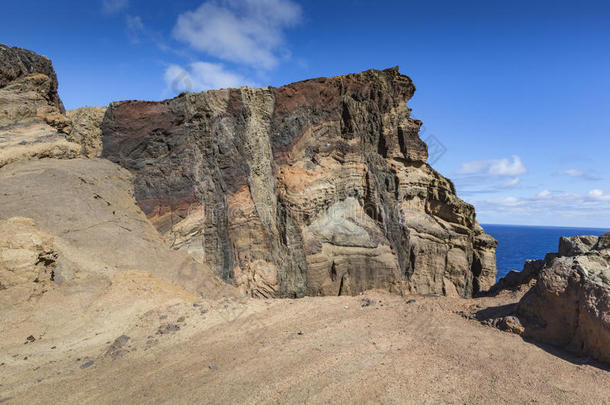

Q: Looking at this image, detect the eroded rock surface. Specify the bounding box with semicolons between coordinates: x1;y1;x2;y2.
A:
0;217;58;306
0;158;235;300
67;106;107;157
102;67;497;298
482;234;610;364
0;45;77;167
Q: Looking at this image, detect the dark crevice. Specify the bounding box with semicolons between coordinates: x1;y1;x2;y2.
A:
471;253;483;296
330;262;337;282
338;272;345;296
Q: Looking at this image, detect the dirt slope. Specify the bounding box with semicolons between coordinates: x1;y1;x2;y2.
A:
1;291;608;404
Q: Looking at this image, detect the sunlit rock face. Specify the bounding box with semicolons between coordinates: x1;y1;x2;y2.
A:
102;67;497;298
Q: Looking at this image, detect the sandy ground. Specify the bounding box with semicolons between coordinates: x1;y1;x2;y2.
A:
1;287;609;405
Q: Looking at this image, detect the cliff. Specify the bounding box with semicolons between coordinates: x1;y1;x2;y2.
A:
101;67;497;298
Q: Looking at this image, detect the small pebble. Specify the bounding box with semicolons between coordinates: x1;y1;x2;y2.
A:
209;365;218;371
80;360;95;369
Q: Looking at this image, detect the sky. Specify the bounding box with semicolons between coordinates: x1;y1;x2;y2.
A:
2;0;609;228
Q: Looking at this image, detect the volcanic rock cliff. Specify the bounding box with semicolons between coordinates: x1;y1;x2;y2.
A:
102;68;497;298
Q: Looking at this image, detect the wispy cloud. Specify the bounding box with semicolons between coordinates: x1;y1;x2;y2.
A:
102;0;128;14
126;15;145;43
473;188;610;225
164;62;257;93
172;0;302;69
458;155;527;177
454;155;528;195
554;168;601;181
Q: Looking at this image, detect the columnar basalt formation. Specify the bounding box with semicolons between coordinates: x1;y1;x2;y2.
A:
102;67;497;298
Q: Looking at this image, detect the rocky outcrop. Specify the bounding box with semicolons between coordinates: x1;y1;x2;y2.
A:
0;45;78;167
0;44;65;113
67;106;107;157
0;217;58;306
102;67;497;298
481;234;610;364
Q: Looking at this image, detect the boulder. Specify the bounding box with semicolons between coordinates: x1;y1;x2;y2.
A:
484;234;610;364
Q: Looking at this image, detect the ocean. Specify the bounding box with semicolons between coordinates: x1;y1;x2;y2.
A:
481;224;610;280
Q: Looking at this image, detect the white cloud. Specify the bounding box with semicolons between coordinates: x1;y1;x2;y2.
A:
501;177;520;188
458;155;527;177
588;189;610;201
555;168;601;181
102;0;128;13
472;189;610;225
488;196;525;207
164;62;257;93
172;0;302;69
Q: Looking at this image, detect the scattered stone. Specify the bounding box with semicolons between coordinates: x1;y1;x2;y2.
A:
159;315;168;320
157;324;180;335
105;335;131;359
361;298;372;307
458;311;476;321
209;365;218;371
80;360;94;369
406;299;417;304
177;316;185;323
25;335;36;343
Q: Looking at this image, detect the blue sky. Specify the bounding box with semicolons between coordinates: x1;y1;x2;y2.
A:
2;0;609;227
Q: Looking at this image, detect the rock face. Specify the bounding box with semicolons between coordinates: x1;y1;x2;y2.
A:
483;234;610;364
0;217;58;306
102;67;497;298
517;234;610;363
0;44;65;113
0;44;78;168
67;107;107;157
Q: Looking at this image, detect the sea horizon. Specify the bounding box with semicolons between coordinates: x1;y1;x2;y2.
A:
482;223;609;280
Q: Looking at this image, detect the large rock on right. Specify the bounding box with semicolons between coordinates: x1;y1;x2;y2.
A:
516;234;610;363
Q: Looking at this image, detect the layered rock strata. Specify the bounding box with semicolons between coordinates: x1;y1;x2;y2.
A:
102;67;497;298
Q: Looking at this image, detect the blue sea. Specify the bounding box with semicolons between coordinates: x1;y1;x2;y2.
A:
481;224;609;280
